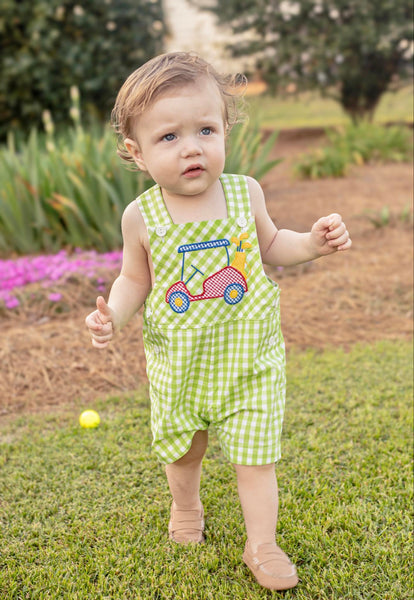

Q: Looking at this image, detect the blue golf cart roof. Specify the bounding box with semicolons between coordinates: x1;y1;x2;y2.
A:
178;239;230;253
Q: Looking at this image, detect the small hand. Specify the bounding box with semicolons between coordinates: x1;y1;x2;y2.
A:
85;296;114;348
311;213;352;256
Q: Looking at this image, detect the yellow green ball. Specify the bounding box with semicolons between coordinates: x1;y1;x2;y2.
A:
79;409;100;429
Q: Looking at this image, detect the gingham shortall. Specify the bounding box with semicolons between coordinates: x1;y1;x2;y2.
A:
137;174;286;465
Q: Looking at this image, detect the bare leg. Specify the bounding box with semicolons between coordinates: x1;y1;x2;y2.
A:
234;463;278;552
165;429;208;509
234;463;298;590
165;430;208;544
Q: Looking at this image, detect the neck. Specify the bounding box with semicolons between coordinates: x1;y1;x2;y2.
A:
161;179;227;225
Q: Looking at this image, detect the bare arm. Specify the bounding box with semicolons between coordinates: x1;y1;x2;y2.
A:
85;201;152;348
248;177;351;267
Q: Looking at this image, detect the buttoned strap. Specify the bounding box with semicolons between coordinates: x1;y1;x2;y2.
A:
136;183;172;229
220;174;251;220
137;174;251;229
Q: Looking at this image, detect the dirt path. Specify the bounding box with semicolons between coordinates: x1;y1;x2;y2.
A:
1;130;412;417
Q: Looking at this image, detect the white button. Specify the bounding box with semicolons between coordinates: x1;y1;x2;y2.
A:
237;216;247;228
269;336;276;347
156;226;167;237
146;307;152;317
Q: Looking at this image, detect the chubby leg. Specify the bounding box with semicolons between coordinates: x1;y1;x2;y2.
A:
234;463;298;591
165;430;208;543
165;429;208;509
234;463;278;551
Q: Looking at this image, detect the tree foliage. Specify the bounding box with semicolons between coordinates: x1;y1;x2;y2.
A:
0;0;165;137
192;0;413;122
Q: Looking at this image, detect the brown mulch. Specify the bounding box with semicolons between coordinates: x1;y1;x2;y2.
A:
1;129;412;418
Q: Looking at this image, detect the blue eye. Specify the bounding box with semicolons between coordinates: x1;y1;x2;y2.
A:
162;133;176;142
201;127;212;136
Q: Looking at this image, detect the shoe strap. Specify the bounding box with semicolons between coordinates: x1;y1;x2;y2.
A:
170;506;204;533
251;543;291;568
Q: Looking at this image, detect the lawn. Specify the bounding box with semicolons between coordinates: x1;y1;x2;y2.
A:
1;341;412;599
248;83;413;129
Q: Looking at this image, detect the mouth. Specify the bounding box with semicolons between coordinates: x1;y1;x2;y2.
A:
183;164;204;178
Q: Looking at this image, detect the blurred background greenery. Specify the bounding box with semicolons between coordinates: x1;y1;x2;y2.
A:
0;0;412;255
0;0;166;138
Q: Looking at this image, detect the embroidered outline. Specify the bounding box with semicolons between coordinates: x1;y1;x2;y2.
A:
166;236;250;313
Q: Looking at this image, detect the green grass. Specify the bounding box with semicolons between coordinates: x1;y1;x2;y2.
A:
0;341;412;599
248;83;413;129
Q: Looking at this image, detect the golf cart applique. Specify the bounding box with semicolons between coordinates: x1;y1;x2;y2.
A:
165;233;252;314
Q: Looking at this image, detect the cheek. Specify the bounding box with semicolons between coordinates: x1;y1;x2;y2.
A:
216;143;226;168
145;153;171;181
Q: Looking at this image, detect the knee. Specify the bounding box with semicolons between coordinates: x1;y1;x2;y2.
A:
233;462;276;480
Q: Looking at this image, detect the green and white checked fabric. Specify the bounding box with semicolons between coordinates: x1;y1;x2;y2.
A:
137;174;286;465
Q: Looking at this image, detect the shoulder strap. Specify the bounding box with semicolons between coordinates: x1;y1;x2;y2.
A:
220;174;251;219
138;175;251;227
136;183;172;229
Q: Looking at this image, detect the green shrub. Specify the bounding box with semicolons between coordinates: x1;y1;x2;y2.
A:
295;123;413;179
225;120;281;181
0;109;280;255
327;122;414;164
0;124;152;255
294;147;350;179
0;0;165;139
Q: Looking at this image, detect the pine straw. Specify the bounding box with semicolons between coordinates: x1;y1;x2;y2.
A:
1;136;412;418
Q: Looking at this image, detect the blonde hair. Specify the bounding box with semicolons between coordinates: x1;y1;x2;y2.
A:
111;52;247;165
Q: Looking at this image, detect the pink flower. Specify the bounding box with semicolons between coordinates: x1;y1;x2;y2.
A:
5;295;20;309
48;292;63;302
0;250;122;310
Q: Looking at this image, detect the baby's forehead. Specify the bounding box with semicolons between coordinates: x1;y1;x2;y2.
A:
150;75;222;105
137;77;226;119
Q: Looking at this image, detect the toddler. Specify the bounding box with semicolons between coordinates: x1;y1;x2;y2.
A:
85;52;351;591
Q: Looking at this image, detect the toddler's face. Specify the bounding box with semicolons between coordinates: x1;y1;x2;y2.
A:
125;77;226;202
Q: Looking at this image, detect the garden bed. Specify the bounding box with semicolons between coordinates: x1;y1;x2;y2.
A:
1;129;412;417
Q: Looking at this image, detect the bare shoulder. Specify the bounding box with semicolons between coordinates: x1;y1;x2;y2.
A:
122;198;145;229
246;175;266;216
121;199;149;248
119;198;153;284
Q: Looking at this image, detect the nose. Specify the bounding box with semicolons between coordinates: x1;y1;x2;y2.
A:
180;135;202;158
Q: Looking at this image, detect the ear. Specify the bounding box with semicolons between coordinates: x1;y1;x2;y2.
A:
124;138;147;171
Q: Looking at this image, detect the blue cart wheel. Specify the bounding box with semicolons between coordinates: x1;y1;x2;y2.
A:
224;283;244;305
169;291;190;313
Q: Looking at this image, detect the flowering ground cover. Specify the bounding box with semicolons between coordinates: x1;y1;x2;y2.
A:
0;249;122;310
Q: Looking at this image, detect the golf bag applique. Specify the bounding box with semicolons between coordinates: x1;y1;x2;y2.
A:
165;233;252;314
